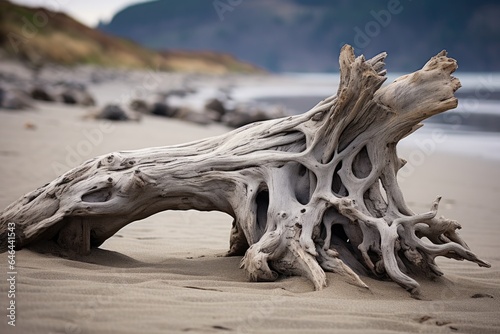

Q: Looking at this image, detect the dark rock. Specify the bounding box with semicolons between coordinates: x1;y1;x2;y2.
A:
222;102;285;128
95;104;130;121
150;102;176;117
59;88;95;106
204;98;226;121
222;112;257;128
31;87;55;102
60;90;78;104
130;99;150;113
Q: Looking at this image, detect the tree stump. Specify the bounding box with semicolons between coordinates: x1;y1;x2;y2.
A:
0;46;490;295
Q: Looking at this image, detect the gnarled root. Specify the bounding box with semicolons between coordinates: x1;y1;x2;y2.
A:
0;45;490;294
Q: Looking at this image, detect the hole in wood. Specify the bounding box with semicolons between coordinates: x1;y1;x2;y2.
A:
294;163;316;205
379;179;388;204
256;187;269;233
332;161;349;197
332;223;349;243
81;189;112;203
352;146;372;179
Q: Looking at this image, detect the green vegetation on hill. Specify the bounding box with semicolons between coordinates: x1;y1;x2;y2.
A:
0;1;262;74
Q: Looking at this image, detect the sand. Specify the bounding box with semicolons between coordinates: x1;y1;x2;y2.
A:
0;95;499;333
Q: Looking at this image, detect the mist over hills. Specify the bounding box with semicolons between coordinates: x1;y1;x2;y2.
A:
99;0;500;72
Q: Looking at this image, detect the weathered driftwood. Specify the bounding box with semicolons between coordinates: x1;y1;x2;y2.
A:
0;46;490;294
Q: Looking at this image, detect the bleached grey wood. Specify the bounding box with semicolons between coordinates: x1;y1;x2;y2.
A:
0;46;490;294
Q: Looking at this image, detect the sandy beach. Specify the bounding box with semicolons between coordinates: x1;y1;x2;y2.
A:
0;76;500;334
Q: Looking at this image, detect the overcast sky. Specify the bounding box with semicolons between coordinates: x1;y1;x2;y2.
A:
10;0;149;27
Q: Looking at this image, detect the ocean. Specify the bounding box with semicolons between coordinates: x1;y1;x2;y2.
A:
242;72;500;161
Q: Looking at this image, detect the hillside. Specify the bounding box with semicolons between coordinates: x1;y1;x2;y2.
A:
99;0;500;72
0;1;262;74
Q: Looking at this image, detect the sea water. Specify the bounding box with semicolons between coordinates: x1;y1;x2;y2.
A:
241;72;500;161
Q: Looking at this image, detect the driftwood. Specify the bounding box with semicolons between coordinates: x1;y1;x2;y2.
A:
0;46;490;294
